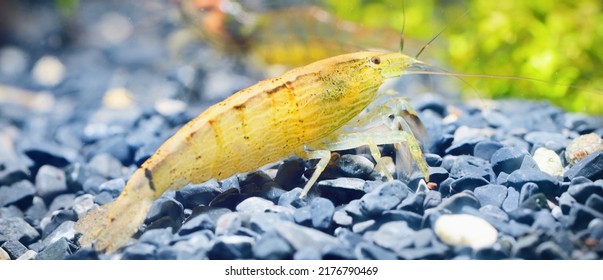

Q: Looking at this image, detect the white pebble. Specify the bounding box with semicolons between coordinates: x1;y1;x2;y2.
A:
434;214;498;249
16;250;37;260
533;147;564;177
32;55;65;86
98;12;133;44
155;98;186;116
103;87;134;109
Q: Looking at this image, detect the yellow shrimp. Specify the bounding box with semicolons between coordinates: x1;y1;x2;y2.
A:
75;51;430;253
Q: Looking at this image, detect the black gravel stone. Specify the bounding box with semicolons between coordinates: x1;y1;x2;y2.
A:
91;136;132;165
293;206;312;226
250;212;289;234
188;206;231;225
428;167;449;185
535;241;569;260
568;182;603;204
397;191;425;214
559;192;576;215
144;196;184;229
0;217;40;244
138;227;173;247
21;141;74;168
449;155;494;181
585;194;603;214
0;180;36;207
1;239;28;259
88;153;123;179
235;196;274;214
209;189;247;210
491;146;528;175
565;151;603;181
450;176;489;193
42;209;78;237
97;178;125;198
35;238;74;260
275;221;339;252
371;221;415;251
512;234;540;259
480;205;509;222
423;190;442;210
360;180;411;216
519;182;541;204
473;247;508;260
438;191;481;213
259;182;287;204
474;184;508;208
424;153;443;167
0;205;24;219
568;204;603;230
506;169;559;199
277;188;307;208
317;178;367;205
336;154;375;179
354;242;397;260
274;157;306;189
93;191;113;205
35;165;68;203
502;187;520;212
179;214;215;235
524;131;567;153
322;245;356;260
42;221;76;248
473;141;503;161
400;246;450;260
310;197;335;230
446;136;486;156
25;196;47;227
122;242;157;260
207;236;254;259
253;231;293;260
65;247;99;260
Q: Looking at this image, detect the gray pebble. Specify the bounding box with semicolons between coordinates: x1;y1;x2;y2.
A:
0;217;40;244
207;235;254;259
35;165;68;203
1;239;28;259
502;187;520;212
360;180;411;216
371;221;414;251
355;242;397;260
122;242;156;260
253;231;293;260
310;197;335;230
139;227;173;247
275;221;339;251
36;238;75;260
474;184;508;208
438;191;481;213
235;196;274;214
97;178;125;198
88;153;124;179
293;206;312;226
0;180;36;207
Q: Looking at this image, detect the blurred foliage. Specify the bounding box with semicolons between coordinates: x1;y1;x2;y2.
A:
324;0;603;115
54;0;79;16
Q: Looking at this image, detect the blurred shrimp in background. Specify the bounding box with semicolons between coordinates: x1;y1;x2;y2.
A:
174;0;421;71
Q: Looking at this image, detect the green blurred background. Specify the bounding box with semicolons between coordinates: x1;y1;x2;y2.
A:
325;0;603;115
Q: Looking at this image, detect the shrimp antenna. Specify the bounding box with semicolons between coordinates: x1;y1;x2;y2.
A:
415;9;470;59
399;0;406;53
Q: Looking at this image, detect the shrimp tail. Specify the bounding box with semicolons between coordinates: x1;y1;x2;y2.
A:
75;169;156;253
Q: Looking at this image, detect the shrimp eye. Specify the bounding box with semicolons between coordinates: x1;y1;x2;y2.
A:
370;56;381;64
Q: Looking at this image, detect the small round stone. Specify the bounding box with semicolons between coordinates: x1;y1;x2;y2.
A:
434;214;498;249
533;147;563;177
565;133;602;165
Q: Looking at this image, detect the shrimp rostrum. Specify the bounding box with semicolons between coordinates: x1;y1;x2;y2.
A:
75;51;430;253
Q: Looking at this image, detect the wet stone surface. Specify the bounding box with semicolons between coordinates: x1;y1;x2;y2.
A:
0;0;602;260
